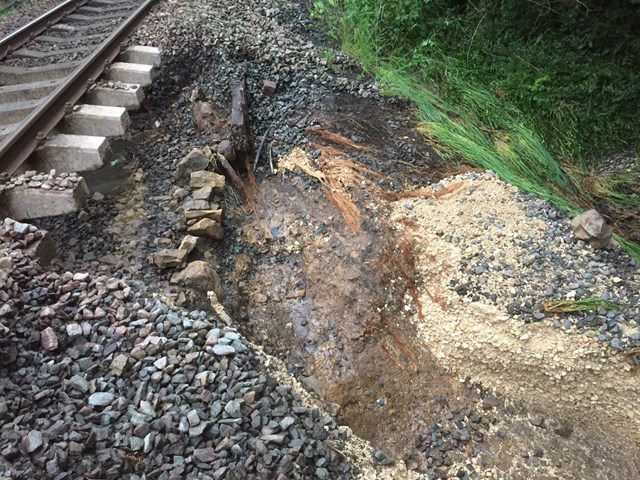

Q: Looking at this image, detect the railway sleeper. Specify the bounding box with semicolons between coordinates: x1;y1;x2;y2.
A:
27;133;113;174
0;79;59;103
118;46;161;68
11;46;94;59
105;62;156;87
0;62;80;85
84;82;144;110
0;177;89;220
60;104;130;137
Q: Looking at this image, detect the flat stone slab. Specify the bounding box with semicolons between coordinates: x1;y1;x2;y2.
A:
85;83;144;110
105;62;156;87
0;178;89;220
61;104;130;137
31;134;112;173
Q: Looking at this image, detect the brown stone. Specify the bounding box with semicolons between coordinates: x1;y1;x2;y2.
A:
187;218;223;239
183;199;210;211
178;235;203;254
192;101;216;132
216;140;236;163
151;249;188;268
185;208;223;223
262;80;277;96
571;209;612;249
170;261;223;298
192;186;213;201
175;148;210;179
189;171;225;193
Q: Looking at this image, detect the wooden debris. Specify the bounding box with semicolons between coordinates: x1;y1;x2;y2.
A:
310;126;368;150
230;78;251;160
262;80;277;96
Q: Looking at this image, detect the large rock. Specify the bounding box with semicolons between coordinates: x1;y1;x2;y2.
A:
178;235;198;254
571;209;612;249
170;261;223;298
151;249;188;268
189;171;225;193
175;148;210;179
192;101;216;132
216;140;236;163
187;219;224;239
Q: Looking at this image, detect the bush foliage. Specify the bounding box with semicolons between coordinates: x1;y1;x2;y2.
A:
315;0;640;258
321;0;640;160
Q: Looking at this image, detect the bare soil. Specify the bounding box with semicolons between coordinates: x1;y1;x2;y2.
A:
219;93;640;478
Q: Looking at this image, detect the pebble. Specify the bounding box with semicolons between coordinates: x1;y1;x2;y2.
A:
88;392;115;407
212;344;236;356
22;431;43;453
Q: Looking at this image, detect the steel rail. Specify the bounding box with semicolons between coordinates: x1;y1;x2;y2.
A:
0;0;88;60
0;0;157;175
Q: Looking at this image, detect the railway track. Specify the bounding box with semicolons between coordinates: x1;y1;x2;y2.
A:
0;0;159;192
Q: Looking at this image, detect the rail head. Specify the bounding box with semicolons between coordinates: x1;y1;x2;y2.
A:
0;0;158;175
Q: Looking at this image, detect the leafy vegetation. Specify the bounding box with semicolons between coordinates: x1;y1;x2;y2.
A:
314;0;640;259
542;298;625;313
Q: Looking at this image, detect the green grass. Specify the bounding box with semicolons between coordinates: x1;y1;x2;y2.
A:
315;0;640;261
542;298;625;313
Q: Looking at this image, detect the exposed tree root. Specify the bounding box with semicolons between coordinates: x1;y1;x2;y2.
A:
310;126;368;150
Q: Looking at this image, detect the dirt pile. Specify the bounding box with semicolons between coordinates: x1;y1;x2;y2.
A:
390;171;640;478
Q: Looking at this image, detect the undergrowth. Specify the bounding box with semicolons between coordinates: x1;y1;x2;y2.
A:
314;0;640;260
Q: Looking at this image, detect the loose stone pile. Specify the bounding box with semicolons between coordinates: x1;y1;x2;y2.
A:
0;170;83;194
148;147;228;303
130;0;382;159
0;220;355;479
400;171;640;351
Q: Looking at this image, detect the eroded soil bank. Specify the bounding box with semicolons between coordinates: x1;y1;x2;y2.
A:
11;0;639;477
222;143;640;479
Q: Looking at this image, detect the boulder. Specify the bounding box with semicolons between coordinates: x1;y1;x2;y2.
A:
187;219;224;239
151;249;188;268
189;171;225;193
170;261;223;298
216;140;236;163
571;209;612;249
192;101;215;132
175;148;210;179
